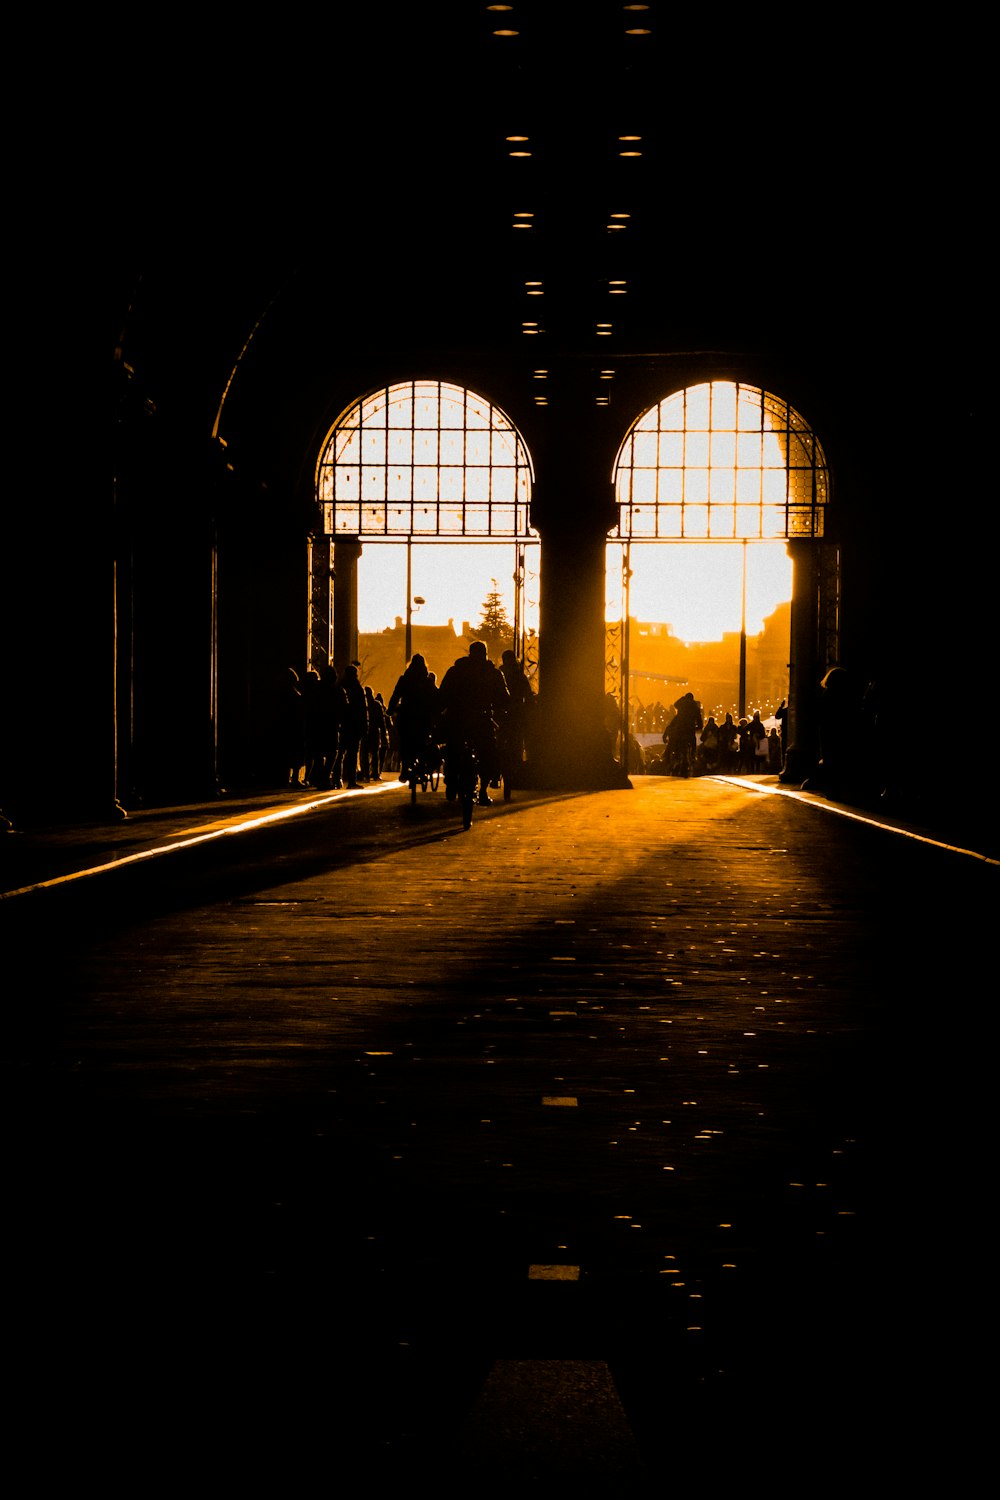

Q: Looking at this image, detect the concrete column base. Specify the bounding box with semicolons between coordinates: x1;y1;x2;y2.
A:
520;736;632;791
779;745;813;785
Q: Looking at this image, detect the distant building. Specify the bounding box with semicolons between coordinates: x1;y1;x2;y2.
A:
358;618;473;703
613;602;791;726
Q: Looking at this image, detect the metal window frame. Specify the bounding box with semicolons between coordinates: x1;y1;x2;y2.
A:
317;379;537;541
612;381;828;542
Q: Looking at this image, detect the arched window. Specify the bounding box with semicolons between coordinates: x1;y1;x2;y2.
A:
317;379;535;539
612;381;828;540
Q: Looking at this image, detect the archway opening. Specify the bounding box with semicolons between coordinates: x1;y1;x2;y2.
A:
357;540;539;705
607;380;829;773
315;379;538;705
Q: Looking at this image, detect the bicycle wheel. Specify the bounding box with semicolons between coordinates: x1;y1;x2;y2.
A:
457;744;476;828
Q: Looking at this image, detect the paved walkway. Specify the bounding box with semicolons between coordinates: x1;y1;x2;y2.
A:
8;775;993;1489
3;765;996;900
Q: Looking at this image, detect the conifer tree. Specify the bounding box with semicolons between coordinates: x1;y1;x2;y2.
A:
477;579;514;661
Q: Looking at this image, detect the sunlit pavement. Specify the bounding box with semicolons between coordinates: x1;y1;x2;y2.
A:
10;776;992;1487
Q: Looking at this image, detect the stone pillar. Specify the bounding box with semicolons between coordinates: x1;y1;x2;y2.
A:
332;538;362;672
526;417;630;789
782;538;821;783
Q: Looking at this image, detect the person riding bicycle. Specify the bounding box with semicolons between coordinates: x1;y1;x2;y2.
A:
664;691;702;776
436;640;510;805
388;653;439;782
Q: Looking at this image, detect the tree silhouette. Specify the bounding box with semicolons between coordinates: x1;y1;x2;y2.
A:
477;579;514;661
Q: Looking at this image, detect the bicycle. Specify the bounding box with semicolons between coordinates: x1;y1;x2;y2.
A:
405;737;442;805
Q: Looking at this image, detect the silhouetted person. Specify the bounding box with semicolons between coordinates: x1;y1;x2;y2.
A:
748;709;767;771
809;666;861;800
499;649;535;787
736;717;753;772
666;691;702;775
436;640;510;804
388;653;439;780
362;686;386;780
700;715;721;772
375;694;391;775
300;668;322;787
774;699;788;766
317;663;346;787
339;663;368;788
282;668;305;787
718;712;739;772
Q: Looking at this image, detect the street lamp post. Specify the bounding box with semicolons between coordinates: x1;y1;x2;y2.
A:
739;540;748;718
404;536;424;663
405;537;412;662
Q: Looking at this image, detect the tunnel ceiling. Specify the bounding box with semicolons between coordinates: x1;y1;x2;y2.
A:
106;2;984;494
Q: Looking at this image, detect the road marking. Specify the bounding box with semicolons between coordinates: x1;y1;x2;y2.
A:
713;776;999;865
0;783;399;898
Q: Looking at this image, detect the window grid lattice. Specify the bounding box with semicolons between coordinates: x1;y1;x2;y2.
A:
613;381;827;541
317;380;536;539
